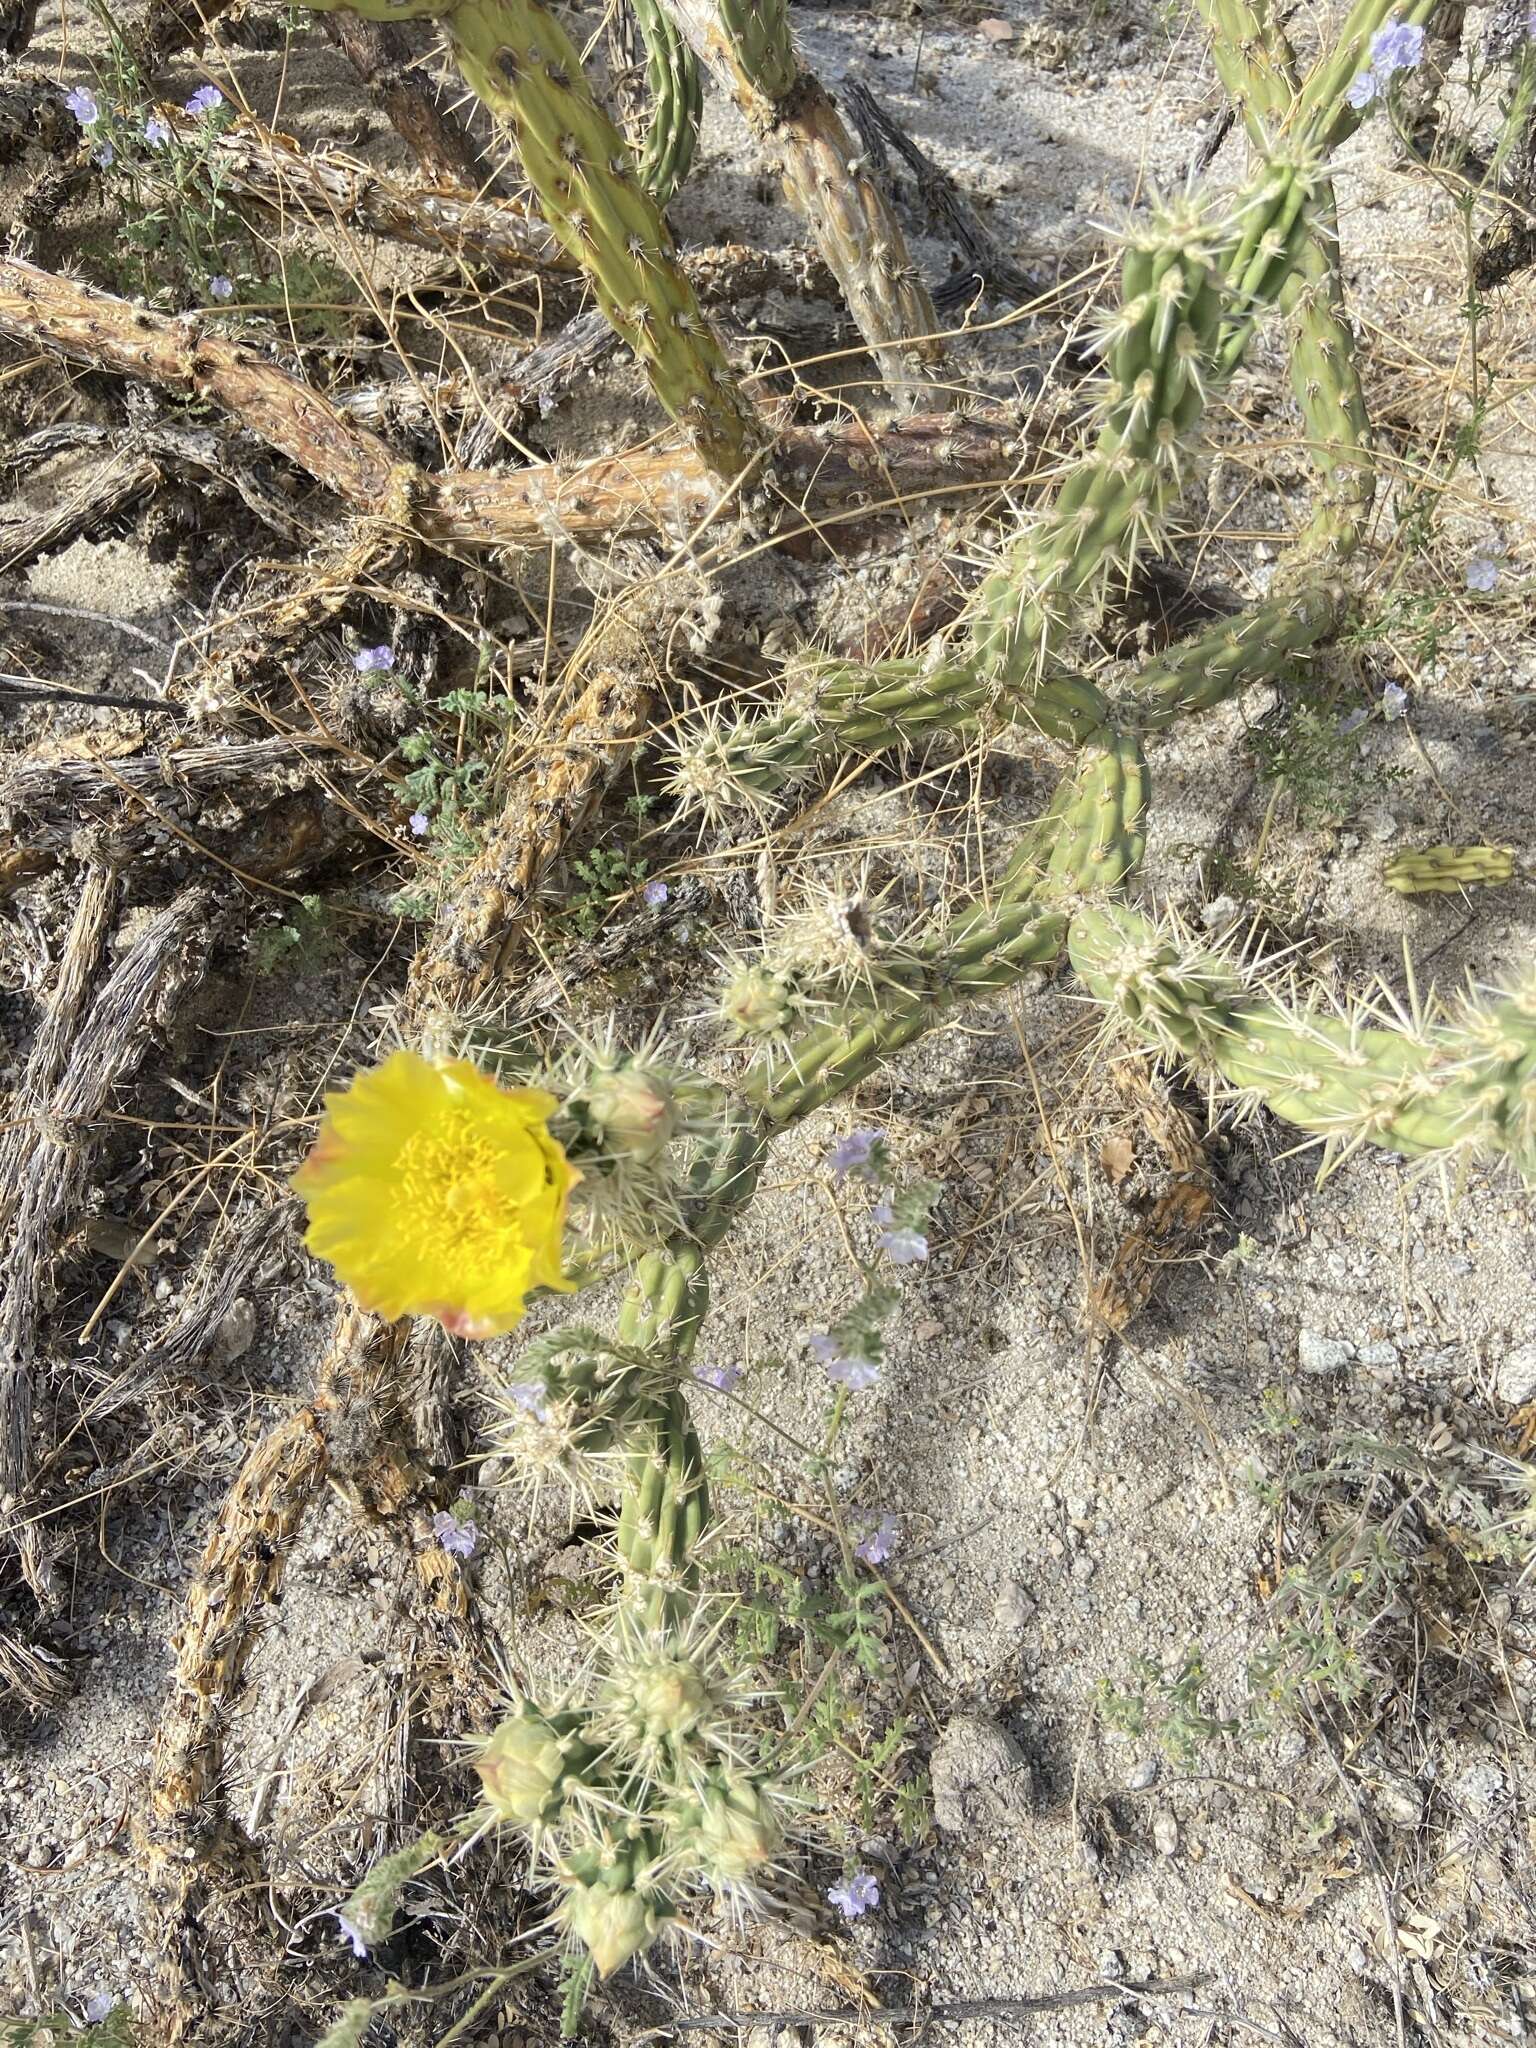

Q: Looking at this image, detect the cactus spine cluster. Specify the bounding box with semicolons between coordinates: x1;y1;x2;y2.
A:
300;0;763;478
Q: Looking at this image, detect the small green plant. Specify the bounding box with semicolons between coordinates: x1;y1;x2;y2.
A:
1096;1647;1239;1765
567;844;653;938
1247;699;1407;825
1241;1412;1536;1726
249;893;334;975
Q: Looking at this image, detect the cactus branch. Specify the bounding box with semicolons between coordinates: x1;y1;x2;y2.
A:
659;0;946;397
1070;903;1536;1180
301;0;764;477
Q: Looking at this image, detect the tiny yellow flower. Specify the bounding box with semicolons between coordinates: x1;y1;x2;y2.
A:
294;1049;575;1338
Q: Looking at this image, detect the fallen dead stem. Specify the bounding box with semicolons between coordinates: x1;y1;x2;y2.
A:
0;880;209;1611
0;257;1025;551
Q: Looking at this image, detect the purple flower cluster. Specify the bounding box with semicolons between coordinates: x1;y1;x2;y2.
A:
828;1870;880;1919
1466;552;1499;593
694;1361;743;1394
642;878;669;907
1347;17;1425;106
854;1513;898;1566
207;274;233;302
63;85;100;126
432;1508;479;1559
185;84;225;117
828;1127;884;1181
352;644;395;673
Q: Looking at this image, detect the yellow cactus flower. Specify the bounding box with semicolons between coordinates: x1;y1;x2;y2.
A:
294;1050;575;1337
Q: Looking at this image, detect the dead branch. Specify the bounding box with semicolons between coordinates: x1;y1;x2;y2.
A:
194;113;563;278
1;734;350;816
662;0;945;400
0;444;161;572
840;78;1050;308
0;881;209;1603
0;257;1024;551
316;9;498;194
413;569;702;1001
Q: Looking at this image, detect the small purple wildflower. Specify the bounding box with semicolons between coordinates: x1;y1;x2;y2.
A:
1466;553;1499;593
828;1870;880;1919
64;85;100;126
1346;69;1379;108
93;140;115;167
812;1334;880;1391
432;1509;479;1559
185;83;225;116
878;1225;929;1265
1369;18;1425;70
829;1127;883;1181
352;643;395;673
207;274;233;301
694;1361;743;1394
82;1994;117;2024
642;878;669;907
337;1911;368;1958
1381;679;1408;721
145;114;172;144
408;809;431;837
854;1513;898;1566
504;1380;550;1419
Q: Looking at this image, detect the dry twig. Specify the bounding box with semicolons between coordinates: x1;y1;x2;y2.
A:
0;880;209;1605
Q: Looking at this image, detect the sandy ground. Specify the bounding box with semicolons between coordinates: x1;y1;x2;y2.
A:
2;0;1536;2042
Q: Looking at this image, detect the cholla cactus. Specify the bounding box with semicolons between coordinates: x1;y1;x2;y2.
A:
299;0;763;478
296;0;1536;2015
1070;902;1536;1179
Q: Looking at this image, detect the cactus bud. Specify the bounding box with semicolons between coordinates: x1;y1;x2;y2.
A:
670;1771;783;1886
476;1709;588;1827
559;1878;667;1976
601;1647;716;1754
583;1061;679;1162
721;961;796;1040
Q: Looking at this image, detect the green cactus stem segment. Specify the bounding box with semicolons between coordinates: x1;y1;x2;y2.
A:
1384;846;1516;895
755;729;1148;1123
629;0;703;203
302;0;763;479
1070;902;1536;1179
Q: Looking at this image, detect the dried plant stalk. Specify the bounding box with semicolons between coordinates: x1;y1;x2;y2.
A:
199;113;564;276
0;883;209;1603
0;256;1019;548
1;735;349;814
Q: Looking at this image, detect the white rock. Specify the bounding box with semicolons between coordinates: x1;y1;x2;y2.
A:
1152;1809;1179;1856
1298;1329;1353;1373
1495;1341;1536;1408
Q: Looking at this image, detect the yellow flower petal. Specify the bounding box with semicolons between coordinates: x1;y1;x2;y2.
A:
294;1050;575;1337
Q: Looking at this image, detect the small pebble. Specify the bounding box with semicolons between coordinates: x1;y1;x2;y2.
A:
1152;1810;1179;1856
